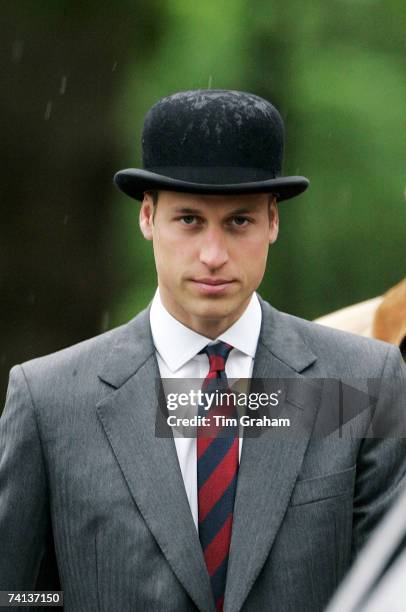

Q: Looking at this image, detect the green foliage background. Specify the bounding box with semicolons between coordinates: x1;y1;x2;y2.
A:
1;0;405;401
111;0;405;325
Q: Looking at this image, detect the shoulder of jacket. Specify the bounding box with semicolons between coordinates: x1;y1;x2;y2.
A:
19;307;150;379
258;295;395;375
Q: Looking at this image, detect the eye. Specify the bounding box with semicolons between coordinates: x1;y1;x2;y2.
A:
179;215;198;225
231;216;251;227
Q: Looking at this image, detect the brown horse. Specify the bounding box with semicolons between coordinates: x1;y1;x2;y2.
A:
315;278;406;360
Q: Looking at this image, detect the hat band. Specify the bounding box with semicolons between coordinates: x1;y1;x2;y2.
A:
145;166;278;185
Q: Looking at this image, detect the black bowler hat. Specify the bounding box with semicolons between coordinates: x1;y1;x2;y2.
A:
114;89;309;202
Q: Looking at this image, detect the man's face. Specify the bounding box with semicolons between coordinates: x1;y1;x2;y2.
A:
139;190;279;336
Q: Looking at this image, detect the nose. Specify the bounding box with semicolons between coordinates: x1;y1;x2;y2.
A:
199;227;229;270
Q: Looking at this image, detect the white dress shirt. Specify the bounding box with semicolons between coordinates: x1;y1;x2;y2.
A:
150;287;262;529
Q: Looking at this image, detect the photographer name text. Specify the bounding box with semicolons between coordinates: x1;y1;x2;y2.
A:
167;414;290;428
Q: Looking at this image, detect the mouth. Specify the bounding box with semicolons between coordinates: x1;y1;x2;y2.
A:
189;278;236;295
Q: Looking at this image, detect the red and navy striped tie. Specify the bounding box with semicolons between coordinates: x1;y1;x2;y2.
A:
197;341;239;612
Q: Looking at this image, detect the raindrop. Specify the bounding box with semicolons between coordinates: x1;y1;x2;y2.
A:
112;61;118;72
63;214;69;225
44;101;53;120
101;310;110;332
59;75;67;95
208;74;213;89
11;40;24;63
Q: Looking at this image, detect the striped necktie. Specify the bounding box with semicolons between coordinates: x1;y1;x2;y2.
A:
197;341;239;612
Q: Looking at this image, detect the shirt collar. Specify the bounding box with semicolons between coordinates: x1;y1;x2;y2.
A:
150;287;262;373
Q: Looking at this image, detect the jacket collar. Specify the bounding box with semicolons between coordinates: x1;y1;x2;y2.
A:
98;293;317;388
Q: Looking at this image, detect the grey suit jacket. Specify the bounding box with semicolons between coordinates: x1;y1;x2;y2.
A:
1;296;405;612
325;483;406;611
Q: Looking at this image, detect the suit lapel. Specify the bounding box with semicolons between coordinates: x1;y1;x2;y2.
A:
96;306;214;612
94;296;322;612
224;297;322;612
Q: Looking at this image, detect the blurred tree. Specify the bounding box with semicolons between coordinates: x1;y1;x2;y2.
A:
0;0;163;399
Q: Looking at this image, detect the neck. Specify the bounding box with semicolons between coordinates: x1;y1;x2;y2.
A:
158;287;251;339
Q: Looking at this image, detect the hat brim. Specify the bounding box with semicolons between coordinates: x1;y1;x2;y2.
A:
114;169;309;202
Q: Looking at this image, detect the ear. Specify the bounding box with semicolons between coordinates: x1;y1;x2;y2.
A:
139;193;154;240
269;198;279;244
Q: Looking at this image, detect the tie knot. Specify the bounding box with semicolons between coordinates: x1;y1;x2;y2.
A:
199;341;234;373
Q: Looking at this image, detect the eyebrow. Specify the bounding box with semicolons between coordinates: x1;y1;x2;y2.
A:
172;206;261;215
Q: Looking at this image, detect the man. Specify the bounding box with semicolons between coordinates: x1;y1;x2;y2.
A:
0;89;405;612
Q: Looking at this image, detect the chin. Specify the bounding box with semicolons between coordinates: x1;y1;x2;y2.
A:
191;297;237;320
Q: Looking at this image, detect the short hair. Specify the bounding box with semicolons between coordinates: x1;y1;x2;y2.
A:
144;190;159;222
150;190;159;206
